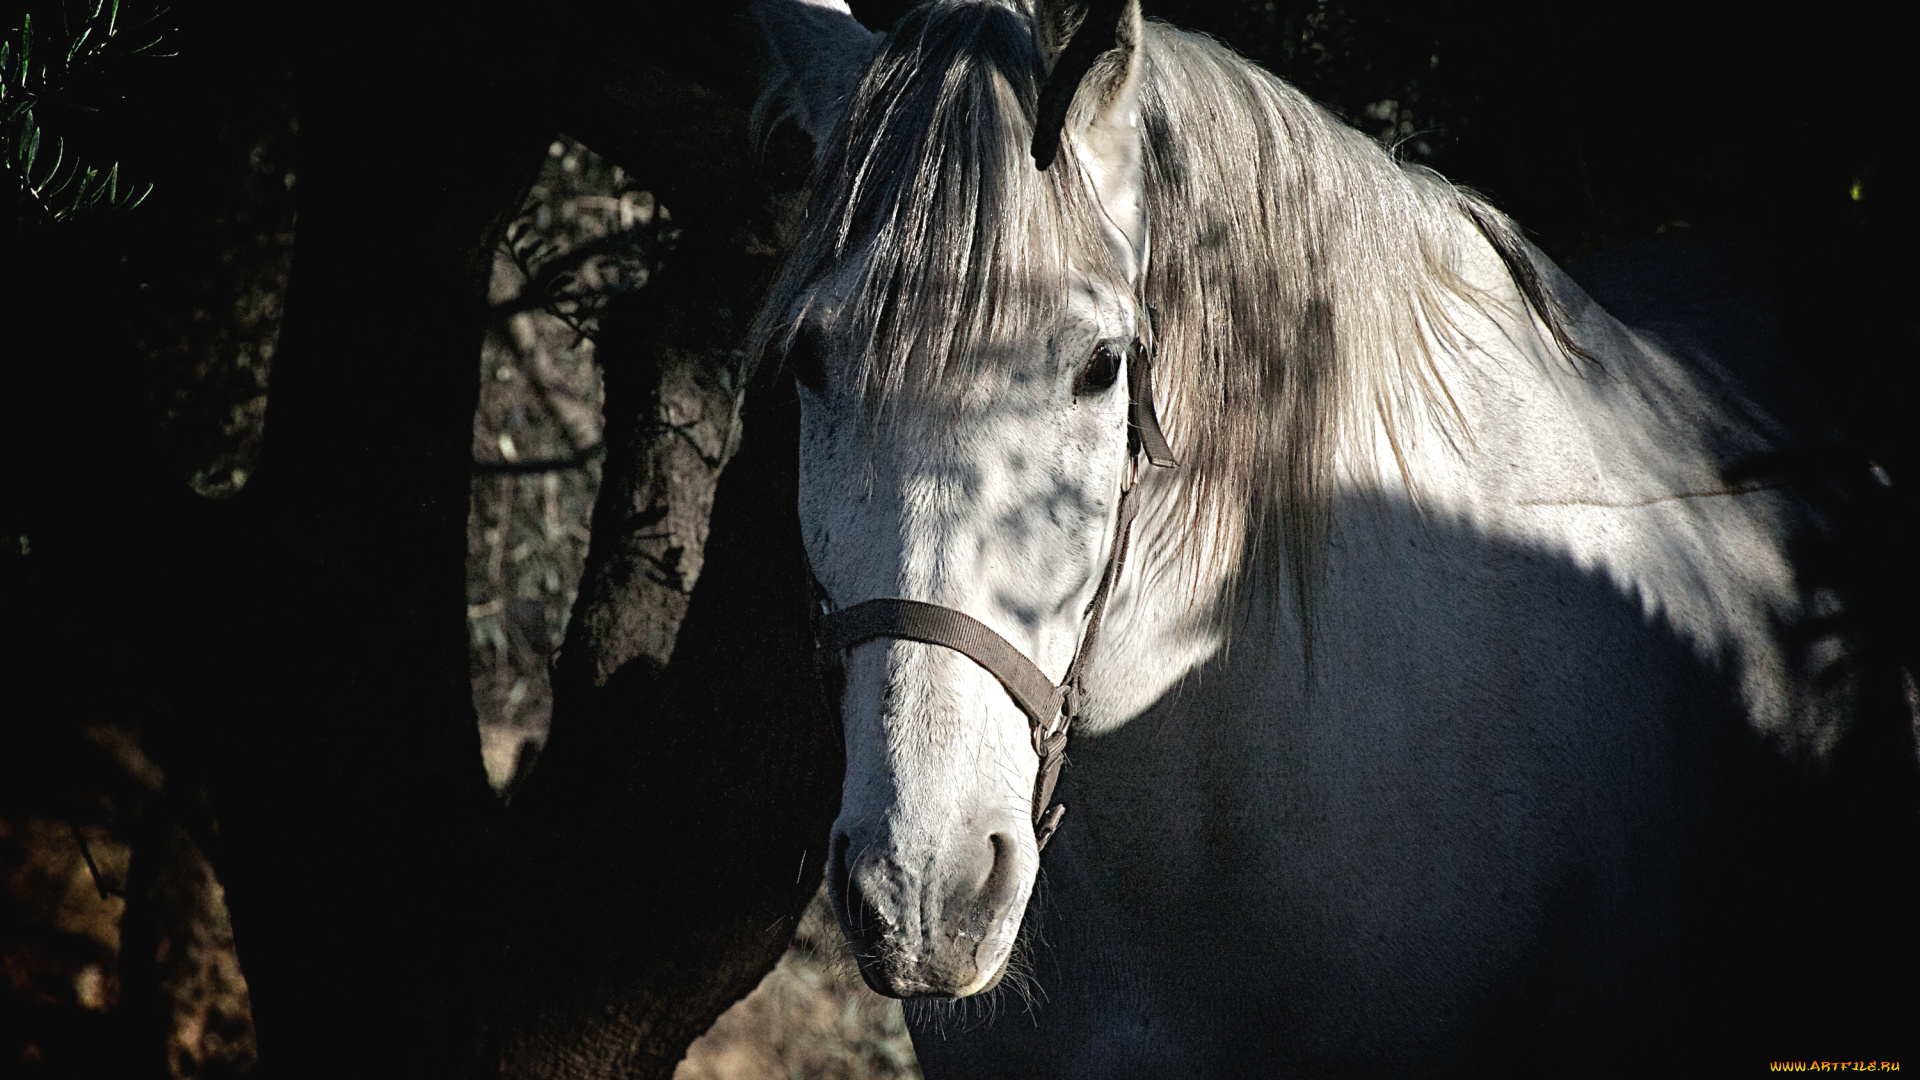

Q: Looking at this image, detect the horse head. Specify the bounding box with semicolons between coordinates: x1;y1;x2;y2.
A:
752;0;1158;998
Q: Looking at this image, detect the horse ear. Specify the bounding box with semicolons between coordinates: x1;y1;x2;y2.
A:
748;0;879;158
1032;0;1147;283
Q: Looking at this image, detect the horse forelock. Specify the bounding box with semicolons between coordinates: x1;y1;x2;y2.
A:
757;2;1578;630
755;0;1121;406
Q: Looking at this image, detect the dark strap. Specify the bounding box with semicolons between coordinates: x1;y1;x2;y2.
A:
1128;337;1177;468
1056;477;1140;717
816;480;1141;848
819;599;1065;730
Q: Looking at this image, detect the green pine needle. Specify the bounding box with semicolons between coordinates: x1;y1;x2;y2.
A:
2;2;168;228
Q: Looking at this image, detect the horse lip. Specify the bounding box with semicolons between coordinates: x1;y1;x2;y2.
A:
952;938;1015;998
969;955;1012;996
849;929;1014;999
854;957;944;999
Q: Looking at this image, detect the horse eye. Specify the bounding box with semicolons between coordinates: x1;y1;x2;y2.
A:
1073;342;1124;397
788;326;827;392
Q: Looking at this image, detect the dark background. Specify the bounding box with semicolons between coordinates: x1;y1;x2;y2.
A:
3;0;1910;1075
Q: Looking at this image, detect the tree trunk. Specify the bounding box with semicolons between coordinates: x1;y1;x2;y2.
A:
489;378;839;1079
483;59;842;1079
203;7;548;1074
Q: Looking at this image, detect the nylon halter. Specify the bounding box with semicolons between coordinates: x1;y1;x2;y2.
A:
814;314;1177;851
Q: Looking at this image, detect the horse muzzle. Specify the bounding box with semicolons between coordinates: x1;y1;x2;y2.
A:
831;817;1030;998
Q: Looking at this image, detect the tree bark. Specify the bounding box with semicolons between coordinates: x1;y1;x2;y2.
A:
483;58;841;1079
489;377;839;1079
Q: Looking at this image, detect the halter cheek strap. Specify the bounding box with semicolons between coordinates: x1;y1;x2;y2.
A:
814;328;1176;851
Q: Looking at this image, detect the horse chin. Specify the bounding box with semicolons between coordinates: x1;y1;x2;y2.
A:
851;936;1015;1000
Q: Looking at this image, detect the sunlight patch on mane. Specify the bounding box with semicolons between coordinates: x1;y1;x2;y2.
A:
1132;24;1574;619
755;0;1580;627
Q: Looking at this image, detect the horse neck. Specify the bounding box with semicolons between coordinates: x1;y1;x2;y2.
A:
1077;222;1570;735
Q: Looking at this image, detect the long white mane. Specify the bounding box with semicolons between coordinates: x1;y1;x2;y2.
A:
755;0;1581;612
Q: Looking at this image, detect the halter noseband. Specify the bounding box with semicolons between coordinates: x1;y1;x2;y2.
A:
814;323;1177;851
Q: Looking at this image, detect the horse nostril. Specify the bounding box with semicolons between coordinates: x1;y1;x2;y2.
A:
831;831;884;942
830;831;854;911
981;831;1021;914
850;888;886;943
830;831;851;896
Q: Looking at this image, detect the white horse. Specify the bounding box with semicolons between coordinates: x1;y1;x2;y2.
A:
747;0;1912;1071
